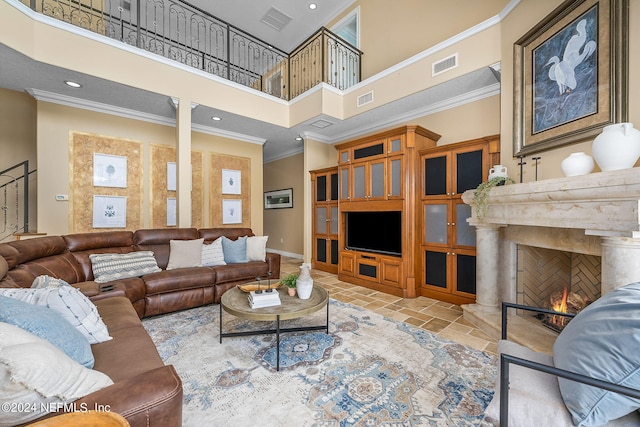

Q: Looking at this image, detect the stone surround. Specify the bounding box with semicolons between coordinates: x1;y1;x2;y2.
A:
460;167;640;352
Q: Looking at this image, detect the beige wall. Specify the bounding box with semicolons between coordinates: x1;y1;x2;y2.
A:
0;88;37;233
499;0;640;181
35;100;264;236
330;0;508;79
263;152;304;257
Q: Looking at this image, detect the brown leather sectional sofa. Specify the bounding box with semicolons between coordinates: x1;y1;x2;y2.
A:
0;227;281;427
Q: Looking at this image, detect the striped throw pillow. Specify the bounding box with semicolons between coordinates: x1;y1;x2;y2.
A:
89;251;161;283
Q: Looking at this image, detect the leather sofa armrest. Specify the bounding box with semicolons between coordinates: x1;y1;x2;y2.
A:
265;252;281;279
73;281;100;298
90;289;126;302
73;365;182;427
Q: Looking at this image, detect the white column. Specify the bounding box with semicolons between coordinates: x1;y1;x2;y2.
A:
475;224;502;307
175;98;193;228
600;236;640;295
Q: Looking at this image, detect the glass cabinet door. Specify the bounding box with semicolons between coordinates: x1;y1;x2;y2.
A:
315;207;327;234
369;160;385;198
353;164;366;199
388;156;402;198
424;155;449;196
455;149;484;195
424;203;448;245
330;206;338;235
330;173;339;201
316;174;327;202
425;250;448;289
340;166;350;200
454;203;476;247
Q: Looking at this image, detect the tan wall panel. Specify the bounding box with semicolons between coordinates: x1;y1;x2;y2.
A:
209;154;251;228
149;145;204;229
69;132;143;233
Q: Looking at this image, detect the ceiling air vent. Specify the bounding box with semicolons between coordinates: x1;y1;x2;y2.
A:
432;53;458;77
260;7;292;32
357;91;373;107
310;119;333;129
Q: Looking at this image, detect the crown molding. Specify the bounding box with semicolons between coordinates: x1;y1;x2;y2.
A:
191;123;266;145
26;88;176;127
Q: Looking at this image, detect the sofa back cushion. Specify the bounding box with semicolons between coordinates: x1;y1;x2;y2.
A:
134;228;199;269
199;228;254;243
64;231;135;280
0;236;85;287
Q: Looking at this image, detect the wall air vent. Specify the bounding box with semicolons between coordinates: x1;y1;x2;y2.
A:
432;53;458;77
260;7;292;32
357;91;373;107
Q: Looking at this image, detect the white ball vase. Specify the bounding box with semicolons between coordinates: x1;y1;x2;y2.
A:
591;123;640;171
560;152;594;177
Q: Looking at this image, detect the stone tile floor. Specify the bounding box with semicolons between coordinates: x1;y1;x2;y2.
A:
281;257;498;355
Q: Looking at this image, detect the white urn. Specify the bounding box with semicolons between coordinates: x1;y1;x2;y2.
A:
296;263;314;300
488;164;508;180
560;152;594;177
591;123;640;171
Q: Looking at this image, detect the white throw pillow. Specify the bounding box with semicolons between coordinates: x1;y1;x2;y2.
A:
246;236;268;262
0;279;112;344
167;238;204;270
89;251;161;283
0;322;114;425
201;237;226;267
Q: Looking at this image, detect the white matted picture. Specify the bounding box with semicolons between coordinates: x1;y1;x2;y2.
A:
93;153;127;188
167;162;176;191
222;199;242;224
93;195;126;228
222;169;241;195
167;197;176;226
264;188;293;209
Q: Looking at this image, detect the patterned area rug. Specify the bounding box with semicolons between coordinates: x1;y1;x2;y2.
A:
142;299;497;426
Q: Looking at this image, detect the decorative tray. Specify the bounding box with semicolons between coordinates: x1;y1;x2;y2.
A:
237;282;281;293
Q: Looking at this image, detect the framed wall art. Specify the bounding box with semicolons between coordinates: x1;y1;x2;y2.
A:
264;188;293;209
93;153;127;188
221;169;241;194
513;0;627;156
93;195;126;228
222;199;242;224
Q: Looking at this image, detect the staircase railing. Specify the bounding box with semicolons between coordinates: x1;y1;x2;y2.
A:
0;161;32;242
23;0;362;100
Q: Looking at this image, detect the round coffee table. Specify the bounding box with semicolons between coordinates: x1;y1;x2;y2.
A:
219;285;329;371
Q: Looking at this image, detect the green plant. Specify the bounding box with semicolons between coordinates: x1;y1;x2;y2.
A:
473;176;514;220
280;273;299;288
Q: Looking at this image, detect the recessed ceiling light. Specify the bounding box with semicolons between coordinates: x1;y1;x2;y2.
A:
211;116;222;121
295;136;303;141
64;80;82;88
309;3;317;10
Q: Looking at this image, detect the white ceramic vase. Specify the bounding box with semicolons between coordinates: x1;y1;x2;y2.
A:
560;152;594;177
488;164;508;180
296;263;313;300
591;123;640;171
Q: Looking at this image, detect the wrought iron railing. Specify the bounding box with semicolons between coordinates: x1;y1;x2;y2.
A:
23;0;362;100
0;161;32;242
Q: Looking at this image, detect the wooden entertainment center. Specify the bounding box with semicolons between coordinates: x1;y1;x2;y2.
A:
311;125;499;304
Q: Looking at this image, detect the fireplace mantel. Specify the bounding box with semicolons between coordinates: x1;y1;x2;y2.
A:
459;168;640;352
461;168;640;237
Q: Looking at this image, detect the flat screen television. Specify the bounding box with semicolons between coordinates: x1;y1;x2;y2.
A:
345;211;402;256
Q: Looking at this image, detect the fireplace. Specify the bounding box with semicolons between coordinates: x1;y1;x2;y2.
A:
460;168;640;352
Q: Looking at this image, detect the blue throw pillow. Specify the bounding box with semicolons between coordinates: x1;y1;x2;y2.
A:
553;282;640;426
221;236;248;264
0;295;94;368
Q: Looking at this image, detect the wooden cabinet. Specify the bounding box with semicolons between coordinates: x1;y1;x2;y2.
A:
335;126;440;297
419;135;500;305
310;167;339;273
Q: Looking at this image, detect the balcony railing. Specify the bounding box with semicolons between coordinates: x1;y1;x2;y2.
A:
24;0;362;100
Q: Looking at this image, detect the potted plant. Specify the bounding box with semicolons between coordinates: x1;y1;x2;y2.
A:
281;273;299;296
473;176;514;220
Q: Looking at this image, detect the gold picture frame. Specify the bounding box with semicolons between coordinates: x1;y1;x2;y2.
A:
513;0;628;156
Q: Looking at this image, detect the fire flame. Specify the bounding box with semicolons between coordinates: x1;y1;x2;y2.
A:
551;286;569;327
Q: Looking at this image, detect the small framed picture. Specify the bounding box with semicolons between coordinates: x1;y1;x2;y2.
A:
222;199;242;224
93;153;127;188
264;188;293;209
93;195;126;228
222;169;241;195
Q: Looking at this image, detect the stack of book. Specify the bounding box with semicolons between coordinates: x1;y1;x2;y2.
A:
248;289;281;309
